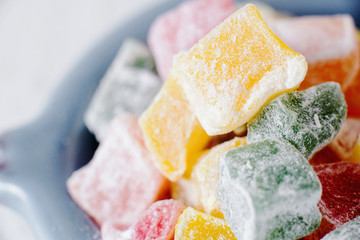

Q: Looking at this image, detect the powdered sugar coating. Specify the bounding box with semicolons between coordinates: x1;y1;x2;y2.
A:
101;222;134;240
139;75;210;181
269;15;358;63
269;15;359;91
148;0;236;80
314;162;360;229
247;82;347;159
174;4;307;135
102;200;185;240
85;38;162;141
193;137;246;217
171;177;202;210
218;139;322;240
67;115;169;228
328;117;360;160
174;207;237;240
322;216;360;240
132;200;185;240
344;38;360;117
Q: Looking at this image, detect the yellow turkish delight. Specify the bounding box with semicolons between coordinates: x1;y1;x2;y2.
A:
174;207;236;240
193;137;246;218
174;4;307;135
139;74;210;181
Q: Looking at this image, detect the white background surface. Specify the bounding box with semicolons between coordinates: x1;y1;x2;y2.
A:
0;0;163;239
0;0;163;134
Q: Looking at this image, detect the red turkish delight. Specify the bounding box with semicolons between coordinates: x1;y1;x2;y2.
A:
305;162;360;239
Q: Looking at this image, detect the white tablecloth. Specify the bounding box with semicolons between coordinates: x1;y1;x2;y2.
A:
0;0;163;239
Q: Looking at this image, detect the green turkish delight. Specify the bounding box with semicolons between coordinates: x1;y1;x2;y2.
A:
321;216;360;240
84;38;162;141
247;82;347;159
218;139;322;240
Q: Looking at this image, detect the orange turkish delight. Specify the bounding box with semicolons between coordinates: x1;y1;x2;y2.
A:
269;15;359;91
344;38;360;117
328;117;360;162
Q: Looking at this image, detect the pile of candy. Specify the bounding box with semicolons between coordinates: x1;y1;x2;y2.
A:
67;0;360;239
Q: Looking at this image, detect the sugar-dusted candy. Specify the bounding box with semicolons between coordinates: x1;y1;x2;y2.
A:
101;222;132;240
345;38;360;117
236;1;291;22
67;115;169;228
309;118;360;165
310;162;360;237
139;74;210;181
218;139;322;240
174;207;236;240
247;82;347;159
131;200;185;240
148;0;236;80
328;117;360;161
85;38;162;141
171;177;203;210
193;137;246;218
102;200;185;240
321;216;360;240
346;136;360;163
269;15;359;91
174;4;307;135
205;125;247;149
309;146;341;166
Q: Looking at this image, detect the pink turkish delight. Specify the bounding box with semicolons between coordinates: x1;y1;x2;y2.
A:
147;0;236;80
67;115;169;228
101;199;185;240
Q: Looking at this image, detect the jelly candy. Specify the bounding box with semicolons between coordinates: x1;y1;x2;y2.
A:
174;4;307;135
148;0;235;80
309;146;341;166
171;137;246;217
204;124;247;149
218;139;321;240
85;38;162;141
171;177;203;211
237;1;290;22
310;162;360;237
67;115;169;228
309;117;360;166
193;137;246;218
247;82;347;159
139;74;210;181
174;207;236;240
269;15;359;91
346;136;360;163
327;117;360;161
321;216;360;240
102;200;185;240
345;38;360;117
